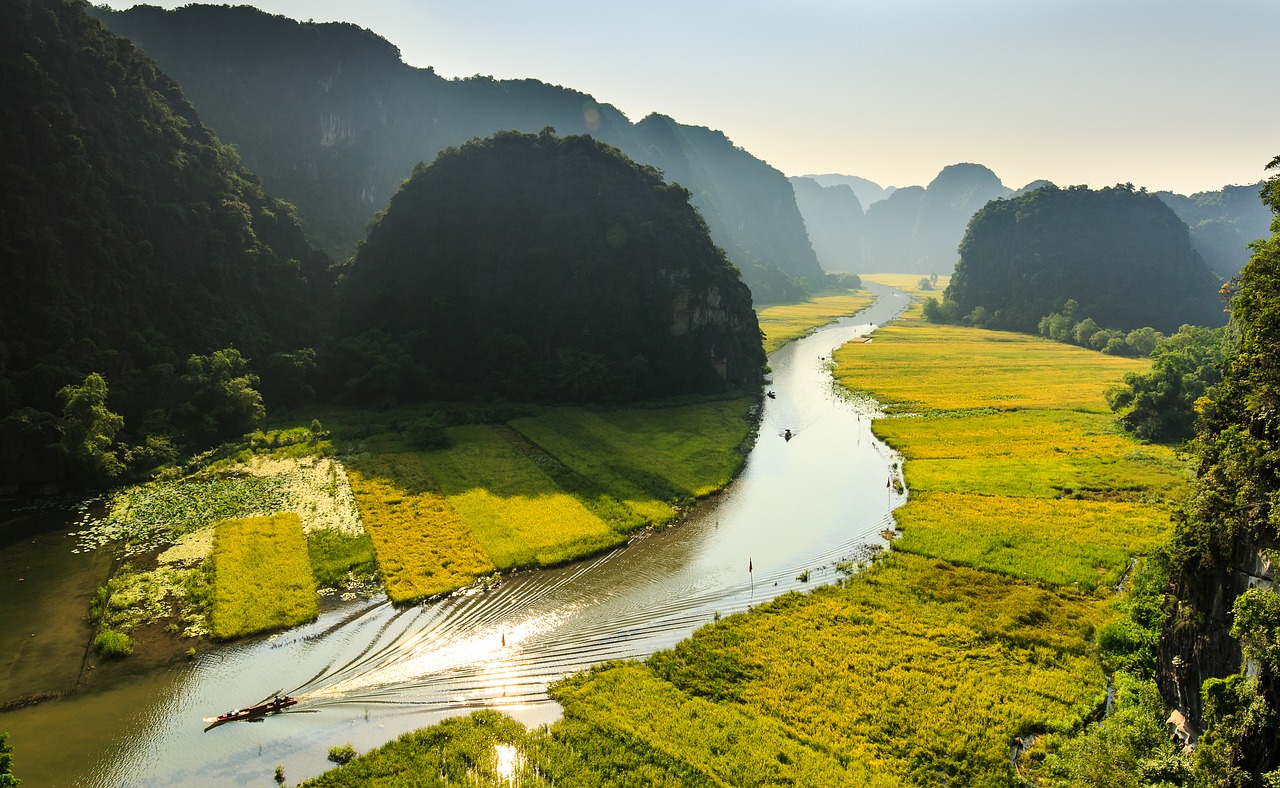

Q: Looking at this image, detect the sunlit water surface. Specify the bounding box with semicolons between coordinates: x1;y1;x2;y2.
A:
7;286;908;786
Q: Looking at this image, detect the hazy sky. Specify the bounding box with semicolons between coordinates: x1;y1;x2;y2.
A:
100;0;1278;195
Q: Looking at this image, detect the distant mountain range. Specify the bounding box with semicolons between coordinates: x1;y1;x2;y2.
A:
89;4;822;304
793;167;1269;279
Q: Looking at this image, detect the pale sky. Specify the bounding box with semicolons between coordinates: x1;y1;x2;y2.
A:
99;0;1279;195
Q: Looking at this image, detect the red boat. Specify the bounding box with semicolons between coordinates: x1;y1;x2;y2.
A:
203;693;298;730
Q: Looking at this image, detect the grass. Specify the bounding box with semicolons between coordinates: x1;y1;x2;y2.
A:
209;514;318;639
756;289;876;354
645;553;1112;785
306;529;378;589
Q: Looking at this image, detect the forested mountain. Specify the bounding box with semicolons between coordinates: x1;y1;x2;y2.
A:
1158;183;1272;279
788;177;866;272
88;4;823;303
338;130;765;402
1;0;329;488
944;184;1225;333
1157;157;1280;780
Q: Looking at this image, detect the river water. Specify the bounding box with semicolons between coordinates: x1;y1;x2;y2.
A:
2;286;908;786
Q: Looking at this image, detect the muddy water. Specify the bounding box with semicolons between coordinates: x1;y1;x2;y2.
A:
1;286;908;786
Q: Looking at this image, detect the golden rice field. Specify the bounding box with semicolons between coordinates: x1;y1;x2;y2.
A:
833;321;1150;412
418;424;624;569
756;290;876;354
860;272;951;300
874;410;1189;501
643;552;1111;785
345;454;495;603
209;514;317;639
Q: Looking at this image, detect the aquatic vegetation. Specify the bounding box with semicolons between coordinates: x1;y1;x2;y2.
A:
757;290;876;354
209;514;317;639
833;320;1149;412
93;629;133;658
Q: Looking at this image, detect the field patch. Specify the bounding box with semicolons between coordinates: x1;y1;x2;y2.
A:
645;552;1111;785
893;492;1172;588
511;398;753;516
421;424;623;568
346;454;495;603
210;514;317;639
875;410;1189;500
833;321;1149;412
757;290;876;354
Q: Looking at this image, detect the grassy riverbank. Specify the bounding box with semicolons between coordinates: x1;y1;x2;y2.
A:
305;288;1189;786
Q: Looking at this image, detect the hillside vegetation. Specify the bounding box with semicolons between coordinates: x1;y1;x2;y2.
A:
339;130;765;403
944;184;1224;333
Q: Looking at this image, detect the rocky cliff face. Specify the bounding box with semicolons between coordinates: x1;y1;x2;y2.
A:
1159;533;1277;723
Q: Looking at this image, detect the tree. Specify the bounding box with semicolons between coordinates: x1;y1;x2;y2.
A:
0;730;18;787
57;373;124;480
176;349;265;445
1106;325;1226;442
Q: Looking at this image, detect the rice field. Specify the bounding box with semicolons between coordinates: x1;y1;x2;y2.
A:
209;514;318;639
345;454;495;603
756;290;876;354
419;424;624;568
510;397;754;508
892;492;1171;588
874;410;1189;501
833;321;1150;412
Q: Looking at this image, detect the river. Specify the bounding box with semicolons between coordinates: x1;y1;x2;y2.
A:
1;285;908;786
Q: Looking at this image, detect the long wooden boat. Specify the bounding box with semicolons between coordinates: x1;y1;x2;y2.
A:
203;693;298;730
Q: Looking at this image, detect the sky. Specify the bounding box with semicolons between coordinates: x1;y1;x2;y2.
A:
99;0;1279;195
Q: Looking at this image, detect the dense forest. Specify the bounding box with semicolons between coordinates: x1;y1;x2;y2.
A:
0;0;330;489
337;130;766;403
941;184;1226;333
88;3;823;304
0;0;766;492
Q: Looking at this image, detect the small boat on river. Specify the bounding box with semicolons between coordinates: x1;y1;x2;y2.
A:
203;692;298;730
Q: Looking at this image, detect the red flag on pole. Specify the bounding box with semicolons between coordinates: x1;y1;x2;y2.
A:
886;476;891;488
749;558;753;573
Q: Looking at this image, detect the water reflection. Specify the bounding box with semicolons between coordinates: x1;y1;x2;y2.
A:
7;286;909;786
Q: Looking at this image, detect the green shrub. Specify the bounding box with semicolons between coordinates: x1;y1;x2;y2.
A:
327;744;356;765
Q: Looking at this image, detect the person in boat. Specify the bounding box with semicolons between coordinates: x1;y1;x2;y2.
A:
766;390;776;399
783;429;793;441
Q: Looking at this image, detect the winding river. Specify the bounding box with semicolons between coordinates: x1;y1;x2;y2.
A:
2;285;908;786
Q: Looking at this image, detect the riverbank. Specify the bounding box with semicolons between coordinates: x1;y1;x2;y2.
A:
304;281;1190;785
